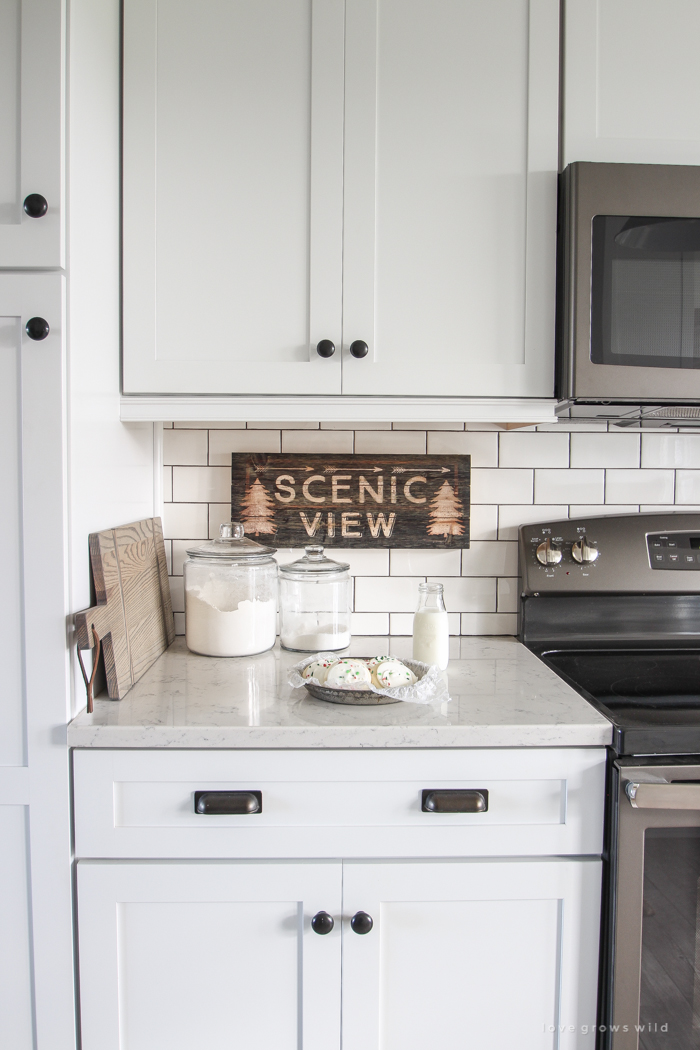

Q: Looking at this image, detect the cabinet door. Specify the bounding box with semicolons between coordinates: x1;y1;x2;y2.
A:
123;0;344;395
77;860;342;1050
563;0;700;167
341;0;559;398
342;858;601;1050
0;0;63;267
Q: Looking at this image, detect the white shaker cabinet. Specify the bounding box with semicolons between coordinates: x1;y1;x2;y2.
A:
76;857;600;1050
77;861;343;1050
122;0;345;397
0;0;64;267
122;0;559;399
563;0;700;167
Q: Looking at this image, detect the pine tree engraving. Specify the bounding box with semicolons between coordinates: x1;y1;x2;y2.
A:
240;478;276;535
427;480;465;537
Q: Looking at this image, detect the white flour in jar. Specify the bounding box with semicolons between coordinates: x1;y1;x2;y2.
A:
185;579;276;657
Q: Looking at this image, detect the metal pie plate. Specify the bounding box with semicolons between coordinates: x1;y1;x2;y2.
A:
303;658;424;705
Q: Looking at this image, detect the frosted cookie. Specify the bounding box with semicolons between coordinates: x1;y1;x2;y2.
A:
373;659;417;689
367;655;392;670
325;661;372;689
301;657;335;684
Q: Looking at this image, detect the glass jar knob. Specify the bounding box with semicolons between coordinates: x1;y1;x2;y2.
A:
220;522;245;539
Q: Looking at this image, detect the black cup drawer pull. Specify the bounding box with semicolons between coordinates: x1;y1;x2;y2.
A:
194;790;262;814
421;789;488;813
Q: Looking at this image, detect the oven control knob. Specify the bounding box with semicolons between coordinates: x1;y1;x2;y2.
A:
536;538;562;565
571;537;599;564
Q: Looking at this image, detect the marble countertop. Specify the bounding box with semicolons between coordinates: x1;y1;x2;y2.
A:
68;636;611;749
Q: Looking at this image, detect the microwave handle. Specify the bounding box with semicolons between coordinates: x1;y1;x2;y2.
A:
625;781;700;810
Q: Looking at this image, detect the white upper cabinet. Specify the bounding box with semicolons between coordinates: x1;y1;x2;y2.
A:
0;0;64;268
122;0;344;396
342;0;559;398
123;0;559;398
563;0;700;167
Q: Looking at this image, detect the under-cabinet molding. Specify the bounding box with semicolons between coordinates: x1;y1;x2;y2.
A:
119;394;559;424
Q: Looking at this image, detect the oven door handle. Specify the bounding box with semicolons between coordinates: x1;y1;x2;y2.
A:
625;781;700;809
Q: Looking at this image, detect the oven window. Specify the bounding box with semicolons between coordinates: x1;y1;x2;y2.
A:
640;827;700;1046
591;215;700;369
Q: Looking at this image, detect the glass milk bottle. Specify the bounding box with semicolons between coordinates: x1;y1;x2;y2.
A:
412;582;449;670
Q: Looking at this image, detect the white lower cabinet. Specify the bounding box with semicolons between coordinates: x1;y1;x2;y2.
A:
74;748;604;1049
77;858;600;1050
77;860;343;1050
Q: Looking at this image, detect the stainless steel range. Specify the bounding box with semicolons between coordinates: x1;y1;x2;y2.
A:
519;513;700;1050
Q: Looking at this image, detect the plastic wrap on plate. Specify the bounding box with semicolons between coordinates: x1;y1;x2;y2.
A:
288;653;451;706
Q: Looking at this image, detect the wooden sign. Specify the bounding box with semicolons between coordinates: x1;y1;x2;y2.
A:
231;454;470;548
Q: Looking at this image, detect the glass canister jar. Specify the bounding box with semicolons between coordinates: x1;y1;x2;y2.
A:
184;522;277;657
278;546;351;652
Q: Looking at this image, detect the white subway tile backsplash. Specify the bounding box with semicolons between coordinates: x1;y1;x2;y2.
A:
605;469;674;505
497;505;568;540
675;471;700;504
461;613;518;635
172;466;231;503
209;429;280;463
171;540;190;576
162;503;208;540
390;548;461;576
163;429;207;466
535;469;604;504
335;548;390;576
351;612;390;634
570;433;639;468
461;541;517;577
496;578;519;614
394;421;464;431
429;576;496;613
160;420;700;639
642;434;700;468
569;505;639;518
468;504;499;540
499;432;569;468
282;430;353;453
354;430;426;454
355;576;424;612
168;575;184;614
471;468;533;504
640;503;700;513
427;431;498;465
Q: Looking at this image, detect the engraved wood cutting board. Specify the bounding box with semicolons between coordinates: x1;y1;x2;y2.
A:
74;517;175;700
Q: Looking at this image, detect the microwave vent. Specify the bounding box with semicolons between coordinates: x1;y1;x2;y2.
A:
643;406;700;420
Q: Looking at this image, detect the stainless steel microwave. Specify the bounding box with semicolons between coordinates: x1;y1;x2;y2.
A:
558;162;700;415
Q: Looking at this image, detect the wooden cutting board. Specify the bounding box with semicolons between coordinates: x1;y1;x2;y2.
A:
74;517;175;700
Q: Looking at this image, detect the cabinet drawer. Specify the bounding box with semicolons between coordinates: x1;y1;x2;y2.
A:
73;748;605;859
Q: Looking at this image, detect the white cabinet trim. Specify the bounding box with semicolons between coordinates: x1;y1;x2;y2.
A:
119;393;558;423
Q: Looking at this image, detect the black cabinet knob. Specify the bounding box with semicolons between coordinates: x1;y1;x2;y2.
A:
316;339;335;358
311;911;335;935
26;317;50;341
349;340;369;359
23;194;48;218
350;911;373;935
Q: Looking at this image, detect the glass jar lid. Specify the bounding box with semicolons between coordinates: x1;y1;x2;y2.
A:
279;545;349;578
186;522;277;561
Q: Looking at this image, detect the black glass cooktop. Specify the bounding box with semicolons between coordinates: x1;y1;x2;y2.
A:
541;649;700;755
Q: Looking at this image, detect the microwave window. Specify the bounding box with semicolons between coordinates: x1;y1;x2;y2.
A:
591;215;700;369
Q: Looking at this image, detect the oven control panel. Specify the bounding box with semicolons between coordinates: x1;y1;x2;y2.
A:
648;533;700;569
519;513;700;594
